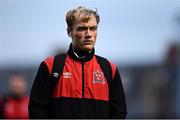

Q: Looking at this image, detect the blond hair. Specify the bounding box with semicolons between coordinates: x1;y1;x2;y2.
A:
66;6;100;29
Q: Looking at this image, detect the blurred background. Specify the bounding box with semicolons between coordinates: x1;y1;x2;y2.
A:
0;0;180;118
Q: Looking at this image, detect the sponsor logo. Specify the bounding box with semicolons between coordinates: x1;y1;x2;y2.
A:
53;72;59;78
63;72;71;78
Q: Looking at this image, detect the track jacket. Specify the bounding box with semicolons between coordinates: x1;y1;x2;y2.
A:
29;44;127;118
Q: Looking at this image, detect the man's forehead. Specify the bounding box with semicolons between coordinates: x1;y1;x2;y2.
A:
74;16;97;26
74;21;97;27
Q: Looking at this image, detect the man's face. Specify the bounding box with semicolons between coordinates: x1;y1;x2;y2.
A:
70;16;98;51
9;76;27;97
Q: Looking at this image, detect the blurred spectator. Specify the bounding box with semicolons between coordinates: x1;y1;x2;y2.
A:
3;74;29;119
164;43;180;118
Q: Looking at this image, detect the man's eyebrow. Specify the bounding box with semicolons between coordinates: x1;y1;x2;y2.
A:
78;26;87;27
78;25;97;27
90;25;97;27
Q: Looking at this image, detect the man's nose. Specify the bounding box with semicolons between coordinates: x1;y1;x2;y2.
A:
85;29;92;37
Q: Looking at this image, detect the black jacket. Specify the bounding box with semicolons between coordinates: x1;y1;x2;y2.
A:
29;44;127;118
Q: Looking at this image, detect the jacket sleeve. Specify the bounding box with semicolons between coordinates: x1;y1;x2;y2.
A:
109;68;127;119
28;62;51;118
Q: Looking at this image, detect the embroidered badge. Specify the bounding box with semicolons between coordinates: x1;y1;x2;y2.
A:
93;70;105;84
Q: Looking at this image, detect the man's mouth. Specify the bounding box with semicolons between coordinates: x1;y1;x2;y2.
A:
83;40;93;45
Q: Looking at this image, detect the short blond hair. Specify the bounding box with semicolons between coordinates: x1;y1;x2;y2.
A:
66;6;100;29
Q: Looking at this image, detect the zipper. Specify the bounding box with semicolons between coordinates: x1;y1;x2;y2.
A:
82;61;85;98
82;61;85;118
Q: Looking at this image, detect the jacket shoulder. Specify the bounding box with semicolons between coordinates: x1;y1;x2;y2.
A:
95;55;117;79
43;56;54;75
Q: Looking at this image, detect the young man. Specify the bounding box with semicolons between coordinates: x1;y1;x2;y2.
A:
29;6;127;118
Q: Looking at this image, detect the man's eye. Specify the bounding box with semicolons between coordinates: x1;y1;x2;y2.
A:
77;27;87;31
90;27;97;31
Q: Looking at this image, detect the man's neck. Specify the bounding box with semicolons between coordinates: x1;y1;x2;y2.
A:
72;47;92;59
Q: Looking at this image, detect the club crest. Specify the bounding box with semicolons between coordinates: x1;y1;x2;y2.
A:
93;70;105;84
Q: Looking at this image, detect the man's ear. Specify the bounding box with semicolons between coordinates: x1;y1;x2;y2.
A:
67;28;72;37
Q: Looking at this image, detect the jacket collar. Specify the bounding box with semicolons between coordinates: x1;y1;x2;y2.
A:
67;43;95;62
